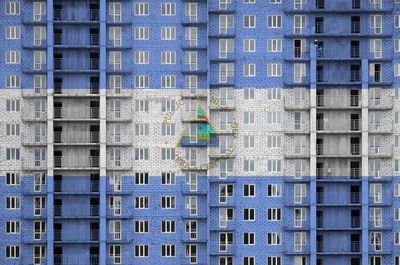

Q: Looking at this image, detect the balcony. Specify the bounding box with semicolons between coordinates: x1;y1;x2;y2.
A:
21;110;47;121
316;168;361;180
351;241;361;252
351;217;361;228
316;192;361;205
54;58;100;72
368;122;393;133
54;254;99;265
21;134;47;145
317;241;324;252
54;107;99;120
316;95;360;108
317;119;360;133
53;9;99;23
54;229;99;242
54;205;99;218
284;146;310;158
54;156;100;169
54;132;99;144
54;34;99;47
368;96;394;109
316;144;361;157
54;180;99;193
53;88;99;97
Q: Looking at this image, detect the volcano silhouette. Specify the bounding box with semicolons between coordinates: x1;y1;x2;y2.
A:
178;106;219;147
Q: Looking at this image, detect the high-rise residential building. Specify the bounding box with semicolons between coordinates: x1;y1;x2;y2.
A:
1;0;400;265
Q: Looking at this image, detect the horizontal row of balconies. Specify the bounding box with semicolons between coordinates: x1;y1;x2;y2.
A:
21;108;131;121
21;88;132;98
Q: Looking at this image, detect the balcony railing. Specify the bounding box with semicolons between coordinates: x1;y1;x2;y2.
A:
351;241;361;252
54;107;99;119
54;205;99;217
54;156;100;168
317;192;361;205
316;144;360;156
53;9;99;22
53;34;99;46
54;180;99;193
351;217;361;228
316;168;360;179
54;254;99;265
54;58;99;70
317;241;323;252
316;95;360;108
54;131;99;144
54;229;99;242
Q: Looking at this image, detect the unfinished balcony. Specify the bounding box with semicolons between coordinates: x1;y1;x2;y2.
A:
316;168;361;180
54;156;100;169
53;58;100;73
53;8;99;23
54;107;99;120
54;205;99;218
316;119;361;133
54;131;99;145
54;179;99;194
316;143;361;158
316;95;360;109
316;191;361;206
54;254;99;265
54;229;99;243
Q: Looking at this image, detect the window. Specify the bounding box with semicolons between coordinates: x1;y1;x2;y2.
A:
244;257;255;265
396;15;400;28
244;111;254;124
109;51;121;70
161;244;176;257
5;1;20;15
135;123;149;136
185;51;198;70
33;196;46;216
267;39;282;52
370;232;382;251
294;232;306;251
161;75;176;88
162;172;176;185
267;112;281;124
244;159;255;172
243;208;255;221
267;208;281;221
6;245;19;258
370;39;382;59
243;63;256;77
185;196;198;215
244;87;255;99
243;135;255;148
267;160;282;173
135;196;149;209
267;64;282;77
5;26;20;39
294;15;306;34
243;15;256;28
161;196;176;209
220;39;234;58
267;256;281;265
185;3;198;22
109;245;121;264
219;15;234;34
396;40;400;52
395;232;400;245
267;15;282;28
243;184;255;197
35;245;46;265
6;148;20;160
134;51;149;64
243;232;255;245
135;245;149;257
267;232;281;245
161;220;176;233
33;2;46;21
294;208;306;227
162;123;175;136
294;63;306;83
268;88;281;100
395;208;400;221
109;196;121;215
134;75;149;88
219;184;234;203
33;51;46;70
244;0;256;3
109;27;122;46
395;183;400;197
6;172;20;185
185;27;198;46
294;0;305;10
5;221;20;234
161;3;176;16
161;51;176;64
5;75;20;88
33;26;46;45
34;75;46;92
243;39;256;52
109;75;122;93
134;220;149;234
6;196;20;209
161;27;176;40
109;220;121;240
135;172;149;185
219;63;234;83
219;232;234;252
109;2;121;21
395;64;400;77
294;184;307;203
267;184;282;197
370;256;381;265
369;183;382;203
370;15;382;34
135;100;149;112
370;208;382;227
6;122;21;135
134;27;149;40
219;208;234;227
5;51;20;64
134;3;149;16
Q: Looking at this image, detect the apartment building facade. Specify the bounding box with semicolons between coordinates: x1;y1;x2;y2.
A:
1;0;400;265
